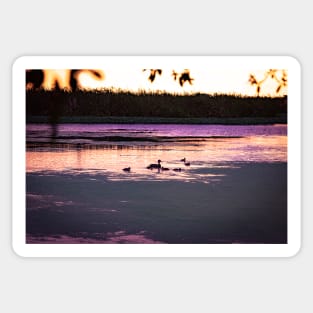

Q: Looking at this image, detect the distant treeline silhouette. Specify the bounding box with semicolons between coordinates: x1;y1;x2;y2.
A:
26;89;287;119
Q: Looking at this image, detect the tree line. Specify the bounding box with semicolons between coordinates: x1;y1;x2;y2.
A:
26;89;287;119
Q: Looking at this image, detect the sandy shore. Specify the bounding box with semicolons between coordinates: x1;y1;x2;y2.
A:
26;162;287;244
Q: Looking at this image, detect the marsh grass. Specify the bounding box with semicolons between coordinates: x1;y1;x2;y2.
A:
26;88;287;120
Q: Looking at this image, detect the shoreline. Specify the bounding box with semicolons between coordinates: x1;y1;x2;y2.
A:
26;116;287;125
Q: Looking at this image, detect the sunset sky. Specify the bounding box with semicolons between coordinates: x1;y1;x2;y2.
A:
41;68;287;96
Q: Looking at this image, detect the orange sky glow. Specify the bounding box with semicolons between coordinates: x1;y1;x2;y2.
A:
40;68;287;97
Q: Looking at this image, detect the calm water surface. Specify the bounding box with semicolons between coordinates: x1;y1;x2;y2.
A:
27;123;287;182
26;123;287;244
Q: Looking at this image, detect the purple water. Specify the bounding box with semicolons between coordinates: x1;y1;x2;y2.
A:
26;124;288;244
27;123;287;182
27;123;287;139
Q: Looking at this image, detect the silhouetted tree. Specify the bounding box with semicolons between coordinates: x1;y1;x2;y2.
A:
173;69;194;87
26;70;44;89
69;70;80;91
48;81;62;141
271;70;288;93
249;69;288;96
143;69;163;83
172;70;178;81
26;69;105;91
248;74;263;96
144;69;194;87
70;69;104;91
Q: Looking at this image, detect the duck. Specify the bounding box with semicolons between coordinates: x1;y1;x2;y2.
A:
161;166;170;171
173;168;182;172
147;159;162;169
181;157;190;166
122;167;131;172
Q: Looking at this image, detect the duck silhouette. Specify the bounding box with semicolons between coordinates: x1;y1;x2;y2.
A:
180;157;190;166
173;168;182;172
161;166;170;171
123;167;131;172
147;160;162;169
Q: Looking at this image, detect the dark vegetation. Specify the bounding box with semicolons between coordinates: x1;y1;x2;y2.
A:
26;89;287;122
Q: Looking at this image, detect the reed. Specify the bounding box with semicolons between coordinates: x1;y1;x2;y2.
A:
26;88;287;119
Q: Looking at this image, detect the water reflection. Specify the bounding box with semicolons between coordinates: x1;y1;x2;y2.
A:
27;135;287;183
26;231;164;244
26;124;288;244
27;123;287;140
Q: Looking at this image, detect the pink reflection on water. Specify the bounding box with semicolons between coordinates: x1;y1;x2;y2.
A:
26;124;287;182
27;136;287;182
26;231;164;244
27;123;287;138
27;193;75;211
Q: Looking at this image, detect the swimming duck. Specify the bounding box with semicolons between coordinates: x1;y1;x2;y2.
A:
181;157;190;166
123;167;131;172
161;166;170;171
173;168;182;172
147;159;162;169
